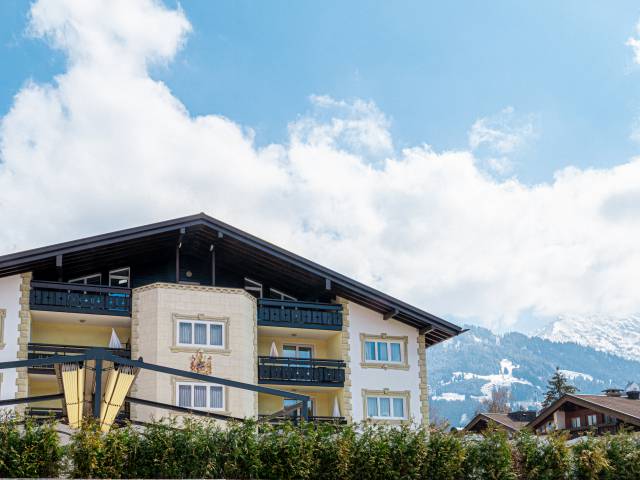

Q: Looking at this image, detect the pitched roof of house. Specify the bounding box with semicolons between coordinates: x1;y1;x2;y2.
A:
464;412;530;433
528;394;640;430
0;212;464;346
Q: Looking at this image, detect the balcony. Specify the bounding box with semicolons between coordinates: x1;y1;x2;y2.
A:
30;281;131;316
259;414;346;425
27;343;131;375
258;356;345;387
257;299;342;331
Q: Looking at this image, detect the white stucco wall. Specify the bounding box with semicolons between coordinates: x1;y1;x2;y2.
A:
0;275;22;401
348;301;422;424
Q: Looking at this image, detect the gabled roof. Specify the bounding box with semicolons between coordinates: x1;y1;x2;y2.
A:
528;394;640;430
464;412;530;433
0;213;464;346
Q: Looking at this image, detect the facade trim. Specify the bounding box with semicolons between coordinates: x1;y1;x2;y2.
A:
171;313;231;355
336;297;352;423
359;332;410;370
361;388;411;425
0;308;5;349
417;332;429;426
15;272;32;412
133;282;256;302
169;375;231;417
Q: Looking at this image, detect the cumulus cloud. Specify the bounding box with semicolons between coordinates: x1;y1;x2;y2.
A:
2;0;640;331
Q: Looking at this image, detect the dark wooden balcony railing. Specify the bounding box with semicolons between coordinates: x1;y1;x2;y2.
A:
30;281;131;316
258;414;346;425
27;343;131;375
257;299;343;330
258;356;345;387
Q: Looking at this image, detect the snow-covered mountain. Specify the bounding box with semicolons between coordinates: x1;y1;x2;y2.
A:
537;314;640;361
428;325;640;428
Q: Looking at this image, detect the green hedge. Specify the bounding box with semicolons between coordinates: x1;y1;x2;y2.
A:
3;415;640;479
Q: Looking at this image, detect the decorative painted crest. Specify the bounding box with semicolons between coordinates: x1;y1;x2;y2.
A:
190;350;212;375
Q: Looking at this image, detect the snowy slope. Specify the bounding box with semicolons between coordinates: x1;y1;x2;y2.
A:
537;314;640;361
428;325;640;428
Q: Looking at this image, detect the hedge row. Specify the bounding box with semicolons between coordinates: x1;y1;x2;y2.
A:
1;415;640;479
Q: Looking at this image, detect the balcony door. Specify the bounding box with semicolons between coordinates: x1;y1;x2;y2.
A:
282;344;313;368
284;398;314;416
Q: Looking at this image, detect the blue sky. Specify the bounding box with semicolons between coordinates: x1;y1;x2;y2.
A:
2;0;640;332
2;1;640;183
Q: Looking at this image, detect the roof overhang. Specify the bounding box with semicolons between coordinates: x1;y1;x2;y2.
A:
0;213;464;346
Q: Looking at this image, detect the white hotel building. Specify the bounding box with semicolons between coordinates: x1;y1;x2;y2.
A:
0;213;462;427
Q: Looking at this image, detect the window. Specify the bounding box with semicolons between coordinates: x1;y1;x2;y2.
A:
109;267;130;287
364;340;403;363
177;319;225;348
69;273;101;285
571;417;581;429
269;288;297;301
283;398;314;416
176;382;224;410
282;344;313;359
244;278;263;298
603;415;616;425
366;396;406;420
587;414;598;426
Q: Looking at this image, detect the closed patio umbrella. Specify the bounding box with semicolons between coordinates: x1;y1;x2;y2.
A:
108;329;123;349
269;341;279;357
332;396;341;417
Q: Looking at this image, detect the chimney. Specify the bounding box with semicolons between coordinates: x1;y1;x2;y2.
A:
626;382;640;400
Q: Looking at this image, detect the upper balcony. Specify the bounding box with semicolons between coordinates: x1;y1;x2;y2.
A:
257;298;342;331
29;281;131;317
258;356;346;387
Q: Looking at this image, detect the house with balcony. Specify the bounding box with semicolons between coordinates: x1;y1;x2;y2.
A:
0;213;463;425
528;386;640;437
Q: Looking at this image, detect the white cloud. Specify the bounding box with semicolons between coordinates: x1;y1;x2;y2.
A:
2;0;640;332
627;20;640;65
469;106;536;155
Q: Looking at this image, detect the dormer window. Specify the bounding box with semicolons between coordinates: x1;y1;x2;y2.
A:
269;288;296;301
69;273;101;285
244;277;263;298
109;267;130;288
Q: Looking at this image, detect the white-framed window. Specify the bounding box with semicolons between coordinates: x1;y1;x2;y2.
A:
69;273;102;285
269;288;297;301
109;267;130;287
176;382;224;411
571;417;581;428
587;414;598;426
364;340;403;363
244;277;263;298
366;395;407;420
177;319;225;348
282;344;313;359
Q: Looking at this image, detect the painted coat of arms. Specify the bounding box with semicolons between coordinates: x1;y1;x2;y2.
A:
190;350;212;375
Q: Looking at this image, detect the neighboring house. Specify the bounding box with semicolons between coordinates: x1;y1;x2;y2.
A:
0;213;463;426
464;411;536;437
528;388;640;437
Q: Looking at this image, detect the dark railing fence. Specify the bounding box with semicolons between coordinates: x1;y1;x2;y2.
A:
258;414;346;424
30;281;131;316
258;356;346;386
27;343;131;374
257;298;343;330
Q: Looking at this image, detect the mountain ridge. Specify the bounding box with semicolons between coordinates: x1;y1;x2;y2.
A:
428;324;640;427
